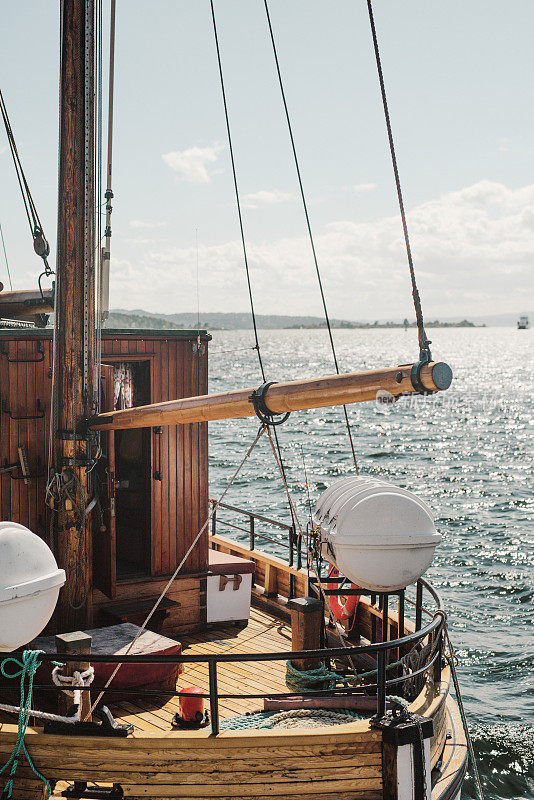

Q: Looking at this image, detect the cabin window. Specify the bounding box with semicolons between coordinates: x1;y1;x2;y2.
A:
112;360;151;579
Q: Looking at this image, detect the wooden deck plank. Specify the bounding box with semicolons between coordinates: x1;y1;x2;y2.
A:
119;779;383;796
109;608;293;724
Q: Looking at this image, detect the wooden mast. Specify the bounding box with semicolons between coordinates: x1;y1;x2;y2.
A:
53;0;96;631
90;361;452;431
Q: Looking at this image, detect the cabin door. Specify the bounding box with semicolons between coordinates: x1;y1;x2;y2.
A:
93;364;117;599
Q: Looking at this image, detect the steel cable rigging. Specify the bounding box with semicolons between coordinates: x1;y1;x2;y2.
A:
0;88;53;293
262;0;359;473
365;0;432;364
0;220;13;291
209;0;295;522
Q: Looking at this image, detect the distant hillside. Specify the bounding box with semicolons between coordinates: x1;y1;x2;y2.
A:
106;310;357;330
104;312;185;330
106;310;485;330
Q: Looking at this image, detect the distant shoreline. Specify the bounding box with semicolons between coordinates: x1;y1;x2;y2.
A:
284;320;483;330
106;310;487;331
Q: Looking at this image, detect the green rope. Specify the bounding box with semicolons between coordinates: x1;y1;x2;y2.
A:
387;694;409;709
357;659;403;681
285;658;404;693
220;711;276;730
220;709;361;731
285;661;354;692
0;651;52;800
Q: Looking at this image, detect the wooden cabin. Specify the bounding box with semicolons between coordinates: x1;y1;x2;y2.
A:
0;327;210;636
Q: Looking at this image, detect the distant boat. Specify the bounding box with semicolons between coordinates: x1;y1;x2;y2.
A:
517;315;529;329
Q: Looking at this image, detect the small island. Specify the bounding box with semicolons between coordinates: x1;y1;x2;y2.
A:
285;318;481;329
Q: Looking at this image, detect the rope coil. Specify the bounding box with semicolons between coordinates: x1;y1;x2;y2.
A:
221;708;360;730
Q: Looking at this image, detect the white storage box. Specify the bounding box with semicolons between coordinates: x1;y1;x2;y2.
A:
207;550;255;624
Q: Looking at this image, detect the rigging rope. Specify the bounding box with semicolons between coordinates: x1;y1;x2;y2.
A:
94;0;104;409
0;88;53;287
86;424;268;718
264;426;359;674
209;0;294;523
445;632;485;800
263;0;359;472
209;0;265;379
0;220;13;291
364;0;431;362
100;0;116;324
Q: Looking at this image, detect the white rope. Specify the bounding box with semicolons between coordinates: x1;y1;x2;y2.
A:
85;425;268;719
0;665;95;724
52;666;94;693
0;665;95;725
262;708;358;729
0;702;81;725
53;664;95;719
52;665;94;709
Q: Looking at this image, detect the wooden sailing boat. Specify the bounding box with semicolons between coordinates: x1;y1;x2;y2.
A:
0;2;471;799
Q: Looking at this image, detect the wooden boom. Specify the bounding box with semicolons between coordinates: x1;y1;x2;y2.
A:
0;289;54;321
89;360;452;431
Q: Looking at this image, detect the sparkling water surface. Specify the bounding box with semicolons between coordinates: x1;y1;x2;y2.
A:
207;327;533;800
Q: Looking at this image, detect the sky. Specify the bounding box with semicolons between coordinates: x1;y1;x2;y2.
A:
0;0;533;321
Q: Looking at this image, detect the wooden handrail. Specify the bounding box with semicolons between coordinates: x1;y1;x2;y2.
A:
89;360;452;431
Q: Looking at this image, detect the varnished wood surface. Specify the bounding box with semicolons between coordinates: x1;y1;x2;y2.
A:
111;606;293;725
89;362;452;431
53;0;96;631
0;606;383;798
431;698;468;800
100;334;208;577
0;289;54;319
0;604;464;800
0;331;209;634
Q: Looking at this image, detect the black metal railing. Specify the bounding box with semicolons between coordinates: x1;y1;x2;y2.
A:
209;499;302;570
28;579;445;736
313;577;445;717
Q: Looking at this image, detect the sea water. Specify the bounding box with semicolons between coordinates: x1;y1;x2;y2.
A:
207;326;533;800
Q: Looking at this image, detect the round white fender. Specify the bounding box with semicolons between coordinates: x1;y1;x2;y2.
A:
0;522;65;651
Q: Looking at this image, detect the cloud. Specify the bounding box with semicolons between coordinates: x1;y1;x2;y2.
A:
129;220;167;229
162;143;225;184
110;180;534;320
0;145;6;155
352;183;377;193
242;190;293;210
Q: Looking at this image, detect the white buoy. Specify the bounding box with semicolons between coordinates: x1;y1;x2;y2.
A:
313;477;441;591
0;522;65;651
